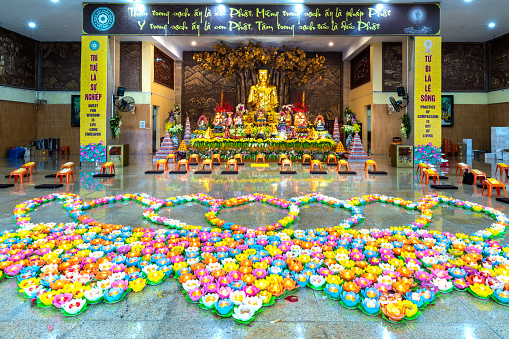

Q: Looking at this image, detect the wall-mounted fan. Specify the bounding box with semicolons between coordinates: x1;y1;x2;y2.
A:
115;96;135;112
113;86;135;112
389;86;409;112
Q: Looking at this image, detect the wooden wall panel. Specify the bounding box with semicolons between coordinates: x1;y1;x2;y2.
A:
36;104;80;153
0;100;37;157
371;104;404;155
441;104;490;151
488;102;509;127
117;104;151;155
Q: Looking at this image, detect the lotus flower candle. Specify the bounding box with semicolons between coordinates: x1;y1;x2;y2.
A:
382;303;406;322
232;304;255;322
470;283;493;298
340;291;360;307
361;298;380;314
215;299;234;315
62;298;86;315
324;284;342;299
84;287;104;303
104;287;125;303
53;293;73;309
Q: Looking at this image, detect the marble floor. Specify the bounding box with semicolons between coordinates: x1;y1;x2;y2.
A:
0;153;508;339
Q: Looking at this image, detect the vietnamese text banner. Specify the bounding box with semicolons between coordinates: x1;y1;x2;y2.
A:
80;36;107;163
83;3;440;36
414;36;441;158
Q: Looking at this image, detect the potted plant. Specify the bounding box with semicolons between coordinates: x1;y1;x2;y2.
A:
165;104;183;148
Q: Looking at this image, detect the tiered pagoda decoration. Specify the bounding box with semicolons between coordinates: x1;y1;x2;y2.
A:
335;141;346;153
345;133;370;161
332;118;341;143
183;117;192;144
178;141;188;152
153;131;176;163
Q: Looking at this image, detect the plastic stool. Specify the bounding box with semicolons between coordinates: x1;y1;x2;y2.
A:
421;168;440;184
9;168;28;183
22;162;37;176
280;159;293;171
166;154;177;164
177;159;189;171
482;178;507;198
337;160;350;171
61;162;76;173
279;154;288;163
496;163;509;177
226;159;238;171
55;168;74;183
417;163;431;176
155;159;168;171
201;159;214;171
255;154;266;164
456;163;471;176
364;160;377;172
326;154;337;164
212;154;221;165
302;154;312;165
234;154;243;163
310;160;323;171
471;169;487;185
189;154;199;165
100;162;115;174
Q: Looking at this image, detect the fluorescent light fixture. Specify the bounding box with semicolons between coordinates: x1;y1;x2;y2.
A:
192;41;197;46
488;22;496;28
218;4;226;12
376;4;384;10
329;42;334;47
28;22;36;28
296;4;303;13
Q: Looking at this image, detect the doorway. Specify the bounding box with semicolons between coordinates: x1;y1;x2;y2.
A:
152;105;158;153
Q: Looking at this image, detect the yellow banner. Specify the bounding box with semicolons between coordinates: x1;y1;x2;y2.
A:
80;36;108;162
414;36;441;163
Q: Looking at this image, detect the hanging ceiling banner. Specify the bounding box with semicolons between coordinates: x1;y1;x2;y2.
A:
82;3;440;36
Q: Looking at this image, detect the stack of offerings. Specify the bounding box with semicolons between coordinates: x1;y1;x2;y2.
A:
153;131;175;163
345;133;370;161
462;139;472;156
491;127;509;160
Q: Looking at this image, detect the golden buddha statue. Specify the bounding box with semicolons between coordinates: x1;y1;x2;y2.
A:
248;68;279;113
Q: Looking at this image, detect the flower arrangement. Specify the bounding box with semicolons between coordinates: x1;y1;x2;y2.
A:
344;106;356;125
280;104;293;115
109;111;123;139
400;114;411;139
293;102;309;114
165;104;183;134
236;103;247;115
5;192;509;323
216;102;234;114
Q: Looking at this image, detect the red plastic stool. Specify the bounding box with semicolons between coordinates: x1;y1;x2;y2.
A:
55;168;74;183
482;178;507;198
100;162;115;174
22;162;37;176
9;168;28;183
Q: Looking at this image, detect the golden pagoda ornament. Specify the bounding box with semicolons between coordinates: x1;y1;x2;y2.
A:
308;128;318;140
204;127;213;139
245;123;254;137
335;141;346;153
178;140;188;152
269;123;278;137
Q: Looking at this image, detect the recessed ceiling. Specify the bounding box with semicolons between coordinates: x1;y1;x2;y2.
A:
1;0;507;59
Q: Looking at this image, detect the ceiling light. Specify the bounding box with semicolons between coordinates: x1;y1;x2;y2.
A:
488;22;496;28
137;4;145;11
464;0;472;2
376;4;384;10
296;4;303;13
51;0;59;2
191;41;197;46
218;4;226;12
329;42;334;47
28;22;36;28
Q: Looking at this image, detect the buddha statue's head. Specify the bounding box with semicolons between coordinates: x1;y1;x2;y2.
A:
257;68;270;84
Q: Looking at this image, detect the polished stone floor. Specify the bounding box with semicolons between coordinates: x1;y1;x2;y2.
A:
0;153;508;339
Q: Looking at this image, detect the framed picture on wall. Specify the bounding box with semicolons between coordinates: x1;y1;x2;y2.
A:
441;95;454;127
71;95;80;127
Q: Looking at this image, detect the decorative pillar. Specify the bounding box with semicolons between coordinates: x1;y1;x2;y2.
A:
80;36;108;163
413;36;442;165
